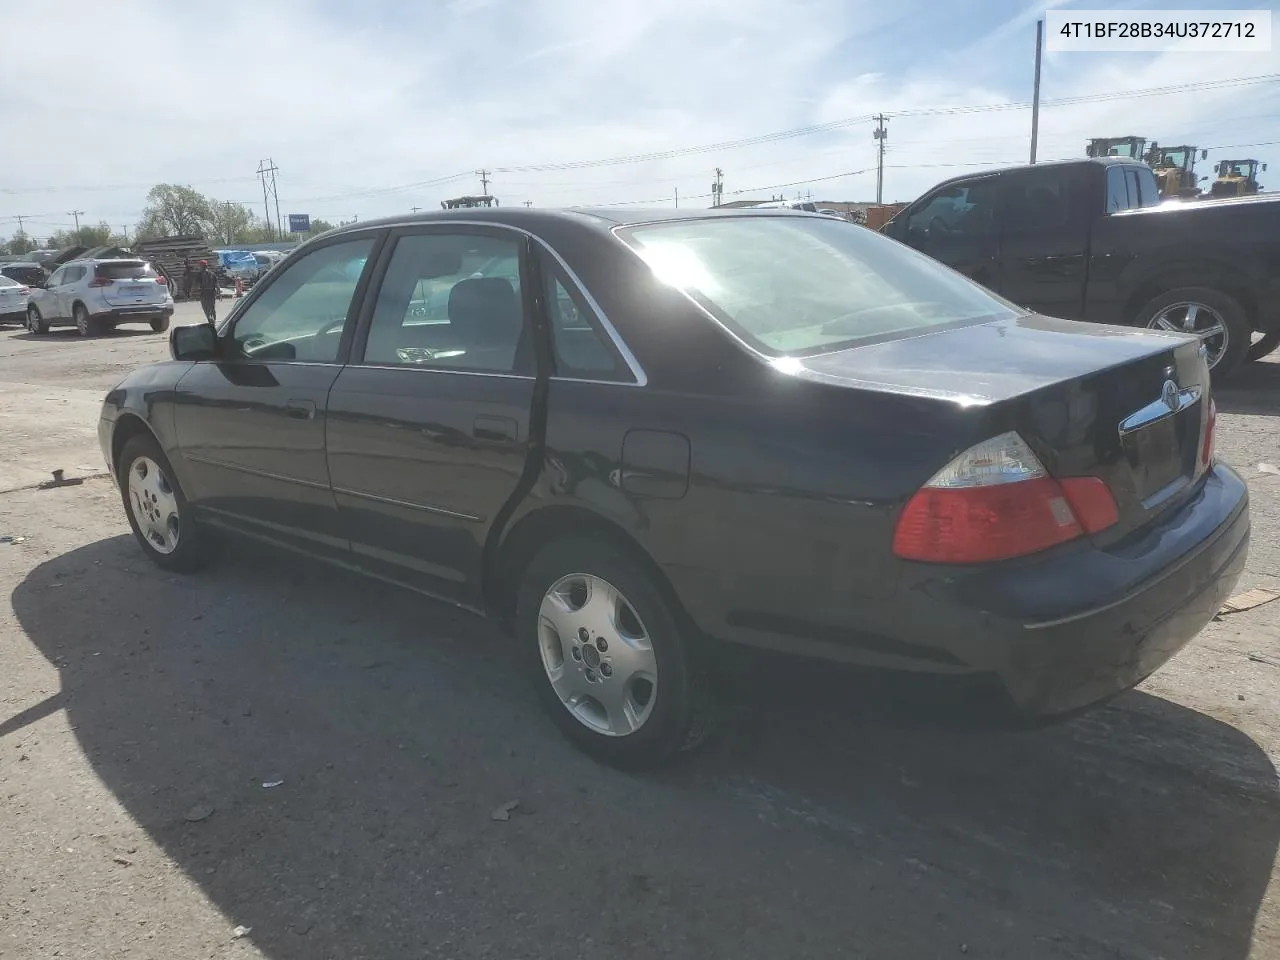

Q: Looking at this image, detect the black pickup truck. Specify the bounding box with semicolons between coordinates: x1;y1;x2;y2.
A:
881;157;1280;374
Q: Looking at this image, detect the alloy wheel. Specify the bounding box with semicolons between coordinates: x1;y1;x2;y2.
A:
537;573;658;737
1147;301;1229;369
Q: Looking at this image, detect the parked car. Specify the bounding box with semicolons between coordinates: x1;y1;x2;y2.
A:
880;158;1280;373
0;274;30;325
26;258;174;336
0;261;49;288
99;208;1249;768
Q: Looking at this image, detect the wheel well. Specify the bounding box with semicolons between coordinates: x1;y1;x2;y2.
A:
487;506;691;630
1124;264;1259;330
110;414;157;480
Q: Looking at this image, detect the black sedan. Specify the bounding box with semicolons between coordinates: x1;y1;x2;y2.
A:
99;208;1250;768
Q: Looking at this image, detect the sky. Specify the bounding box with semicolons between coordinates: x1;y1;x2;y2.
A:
1;0;1277;241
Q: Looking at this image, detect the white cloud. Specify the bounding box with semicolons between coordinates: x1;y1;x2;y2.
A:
0;0;1276;240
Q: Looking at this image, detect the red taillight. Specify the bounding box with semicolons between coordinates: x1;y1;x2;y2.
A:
88;276;112;287
892;431;1118;564
18;286;29;295
1059;476;1120;534
1201;398;1217;466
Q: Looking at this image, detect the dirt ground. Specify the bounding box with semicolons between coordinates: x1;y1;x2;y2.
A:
1;302;1279;959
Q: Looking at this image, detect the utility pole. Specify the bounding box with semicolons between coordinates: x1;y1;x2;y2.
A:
67;209;84;234
712;167;724;207
873;114;889;205
674;187;679;209
1030;20;1044;164
257;159;274;240
13;215;27;245
269;159;282;244
476;169;491;196
523;201;533;207
410;205;421;213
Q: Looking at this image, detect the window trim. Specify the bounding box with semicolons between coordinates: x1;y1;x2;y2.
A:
217;229;387;367
902;173;1002;242
347;223;536;377
537;249;637;385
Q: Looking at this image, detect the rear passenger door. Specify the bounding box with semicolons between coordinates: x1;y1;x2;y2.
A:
997;164;1094;320
325;226;541;605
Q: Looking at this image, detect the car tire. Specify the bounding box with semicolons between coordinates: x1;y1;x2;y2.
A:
150;316;171;333
117;432;207;573
26;305;49;335
1138;287;1250;376
515;536;701;769
1246;330;1280;363
74;303;98;338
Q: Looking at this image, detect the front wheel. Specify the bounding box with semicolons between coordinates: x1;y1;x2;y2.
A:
117;433;207;572
150;316;171;333
516;537;700;769
1246;330;1280;363
1138;287;1250;376
74;303;98;338
26;305;49;335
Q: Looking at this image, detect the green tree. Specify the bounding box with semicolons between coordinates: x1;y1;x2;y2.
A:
207;201;260;245
46;222;115;250
5;234;36;256
307;218;335;236
138;184;214;238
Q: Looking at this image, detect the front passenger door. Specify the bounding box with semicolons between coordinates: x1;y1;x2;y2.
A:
172;234;381;555
898;176;1002;290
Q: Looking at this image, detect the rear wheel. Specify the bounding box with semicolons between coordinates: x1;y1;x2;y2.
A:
150;316;170;333
26;305;48;335
1138;287;1250;376
74;303;98;338
516;537;700;769
117;433;207;572
1246;330;1280;363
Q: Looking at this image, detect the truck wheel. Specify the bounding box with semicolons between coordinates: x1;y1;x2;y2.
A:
1138;287;1250;376
515;537;703;769
1246;330;1280;363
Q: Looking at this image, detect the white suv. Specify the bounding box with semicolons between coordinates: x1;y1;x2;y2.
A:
26;258;174;337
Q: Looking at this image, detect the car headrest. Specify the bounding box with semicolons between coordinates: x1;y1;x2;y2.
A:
448;277;521;347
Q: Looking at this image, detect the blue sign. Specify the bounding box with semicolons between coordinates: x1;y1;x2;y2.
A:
287;214;311;233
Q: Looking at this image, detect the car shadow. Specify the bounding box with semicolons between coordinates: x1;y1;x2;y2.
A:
1217;359;1280;416
8;535;1278;958
7;328;161;342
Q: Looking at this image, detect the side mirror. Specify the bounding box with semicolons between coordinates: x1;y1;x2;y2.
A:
170;323;218;361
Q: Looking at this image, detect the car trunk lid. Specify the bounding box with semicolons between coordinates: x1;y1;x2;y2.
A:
95;261;168;307
798;314;1212;539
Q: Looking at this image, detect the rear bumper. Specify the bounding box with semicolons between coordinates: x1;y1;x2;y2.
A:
91;306;173;323
905;463;1249;715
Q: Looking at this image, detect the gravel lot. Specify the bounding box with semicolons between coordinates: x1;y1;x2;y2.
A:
2;301;1279;959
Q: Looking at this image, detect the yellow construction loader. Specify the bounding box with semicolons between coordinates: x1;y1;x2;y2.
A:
1085;136;1147;160
1208;159;1266;198
1146;145;1206;200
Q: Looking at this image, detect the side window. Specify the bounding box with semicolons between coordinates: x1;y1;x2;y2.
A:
905;178;1000;241
230;237;374;363
363;232;527;373
543;269;622;378
1128;167;1161;208
1106;166;1131;213
47;268;65;287
65;266;85;284
1004;168;1072;232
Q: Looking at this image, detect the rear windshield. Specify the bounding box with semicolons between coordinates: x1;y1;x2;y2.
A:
96;261;158;280
618;215;1020;357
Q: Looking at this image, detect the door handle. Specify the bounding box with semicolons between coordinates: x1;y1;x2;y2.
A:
473;415;518;442
285;399;317;420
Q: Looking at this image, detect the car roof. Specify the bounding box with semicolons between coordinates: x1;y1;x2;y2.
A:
62;257;147;266
1;261;43;269
326;205;826;240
